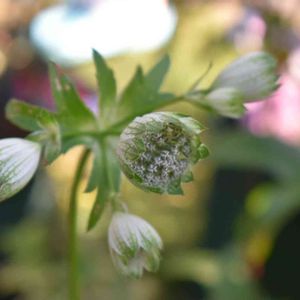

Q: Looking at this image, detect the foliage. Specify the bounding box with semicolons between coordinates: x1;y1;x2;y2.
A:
1;50;278;285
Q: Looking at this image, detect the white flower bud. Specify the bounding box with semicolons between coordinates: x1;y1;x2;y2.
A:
108;212;163;278
205;87;246;118
0;138;41;201
117;112;208;194
212;52;279;102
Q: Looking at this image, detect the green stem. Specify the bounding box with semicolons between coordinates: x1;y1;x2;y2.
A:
68;149;90;300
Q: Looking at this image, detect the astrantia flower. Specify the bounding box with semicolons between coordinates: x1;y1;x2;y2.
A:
108;212;163;278
117;112;209;194
212;51;279;102
0;138;41;201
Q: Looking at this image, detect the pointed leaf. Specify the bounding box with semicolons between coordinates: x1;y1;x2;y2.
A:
5;99;56;132
114;60;175;126
93;50;117;123
48;63;98;134
145;55;170;90
87;188;109;231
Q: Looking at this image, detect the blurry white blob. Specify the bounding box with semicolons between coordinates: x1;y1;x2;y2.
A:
30;0;177;66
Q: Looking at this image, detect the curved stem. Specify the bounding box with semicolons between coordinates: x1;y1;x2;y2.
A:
68;149;90;300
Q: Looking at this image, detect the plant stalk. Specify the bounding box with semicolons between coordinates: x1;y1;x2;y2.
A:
68;149;90;300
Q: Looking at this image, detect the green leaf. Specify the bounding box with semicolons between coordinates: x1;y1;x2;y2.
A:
87;188;109;231
5;99;62;163
145;55;170;90
5;99;56;132
93;50;117;125
85;151;100;193
114;59;175;127
61;136;96;153
86;140;121;230
48;63;98;134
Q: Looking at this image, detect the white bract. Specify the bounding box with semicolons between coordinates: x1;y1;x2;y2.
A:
108;212;163;278
0;138;41;201
212;51;278;102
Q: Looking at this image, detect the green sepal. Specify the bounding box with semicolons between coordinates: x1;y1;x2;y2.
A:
5;99;62;163
93;50;117;125
164;112;207;134
197;144;210;160
181;170;194;183
167;180;184;195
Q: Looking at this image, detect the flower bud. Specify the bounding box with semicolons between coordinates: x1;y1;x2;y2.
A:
108;212;162;278
117;112;208;194
212;52;279;102
0;138;41;201
204;87;246;118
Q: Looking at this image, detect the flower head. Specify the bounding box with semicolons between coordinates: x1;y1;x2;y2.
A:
0;138;41;201
108;212;163;278
117;112;208;194
212;51;279;102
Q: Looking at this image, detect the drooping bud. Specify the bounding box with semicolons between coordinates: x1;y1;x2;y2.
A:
0;138;41;201
108;212;162;278
211;52;279;102
117;112;208;194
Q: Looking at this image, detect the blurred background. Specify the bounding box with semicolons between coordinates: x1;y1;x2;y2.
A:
1;0;300;299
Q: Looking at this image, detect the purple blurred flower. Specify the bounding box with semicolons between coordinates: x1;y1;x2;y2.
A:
228;8;266;52
245;73;300;145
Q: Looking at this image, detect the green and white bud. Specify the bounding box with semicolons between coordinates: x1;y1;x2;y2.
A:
108;212;163;278
0;138;41;201
204;87;246;118
211;52;278;102
117;112;208;194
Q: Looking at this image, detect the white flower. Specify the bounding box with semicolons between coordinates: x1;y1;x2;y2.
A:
212;51;279;102
0;138;41;201
108;212;163;278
